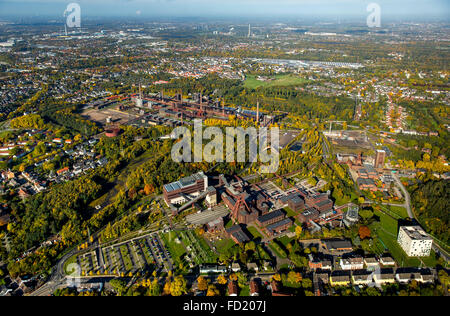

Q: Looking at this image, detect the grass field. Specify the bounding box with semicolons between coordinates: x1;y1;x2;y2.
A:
214;238;236;255
244;74;308;89
284;207;297;218
284;207;302;226
385;205;409;218
63;254;78;275
239;285;250;296
256;245;271;261
276;236;292;248
268;241;288;259
193;231;218;262
370;210;444;267
247;226;263;240
161;232;186;265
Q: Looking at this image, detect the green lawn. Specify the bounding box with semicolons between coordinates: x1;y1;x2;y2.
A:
161;232;187;264
225;219;234;229
284;207;297;218
244;74;309;89
63;254;78;276
256;245;271;261
374;210;398;235
386;205;409;219
371;210;438;267
239;285;250;296
214;238;236;255
247;226;263;240
193;231;218;262
284;207;302;226
268;241;288;259
276;236;292;248
421;250;448;268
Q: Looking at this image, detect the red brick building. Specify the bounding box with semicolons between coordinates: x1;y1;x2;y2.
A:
163;172;208;206
256;209;286;227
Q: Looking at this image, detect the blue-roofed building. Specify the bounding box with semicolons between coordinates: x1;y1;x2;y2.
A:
163;172;208;205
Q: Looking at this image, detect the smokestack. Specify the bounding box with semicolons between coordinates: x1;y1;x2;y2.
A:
256;101;260;122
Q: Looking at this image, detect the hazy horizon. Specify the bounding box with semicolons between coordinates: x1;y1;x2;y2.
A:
0;0;448;22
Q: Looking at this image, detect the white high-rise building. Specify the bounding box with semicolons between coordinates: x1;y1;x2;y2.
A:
397;226;433;257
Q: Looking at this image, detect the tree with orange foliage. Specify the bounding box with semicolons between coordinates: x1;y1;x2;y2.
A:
128;187;137;200
359;226;371;240
217;275;228;285
229;273;238;282
144;183;155;196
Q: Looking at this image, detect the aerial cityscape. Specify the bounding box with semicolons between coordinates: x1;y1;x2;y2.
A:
0;0;448;303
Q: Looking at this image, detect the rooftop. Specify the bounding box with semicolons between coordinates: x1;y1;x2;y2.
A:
257;209;285;223
323;239;353;250
400;226;432;241
164;171;207;193
266;218;292;233
226;225;251;243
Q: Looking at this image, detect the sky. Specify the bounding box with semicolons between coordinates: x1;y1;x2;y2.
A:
0;0;449;20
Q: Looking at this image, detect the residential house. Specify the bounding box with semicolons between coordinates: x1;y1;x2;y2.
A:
364;257;380;270
340;256;364;270
247;263;259;272
352;270;373;286
380;256;395;266
231;263;241;272
330;271;351;287
373;269;396;285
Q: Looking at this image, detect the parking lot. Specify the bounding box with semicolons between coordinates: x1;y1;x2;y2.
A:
76;232;173;277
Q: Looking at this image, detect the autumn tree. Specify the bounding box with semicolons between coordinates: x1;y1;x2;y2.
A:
197;276;208;291
110;279;127;296
359;226;371;240
287;271;302;284
217;275;228;285
144;183;155;196
170;275;188;296
272;274;282;282
207;284;220;296
295;226;303;239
